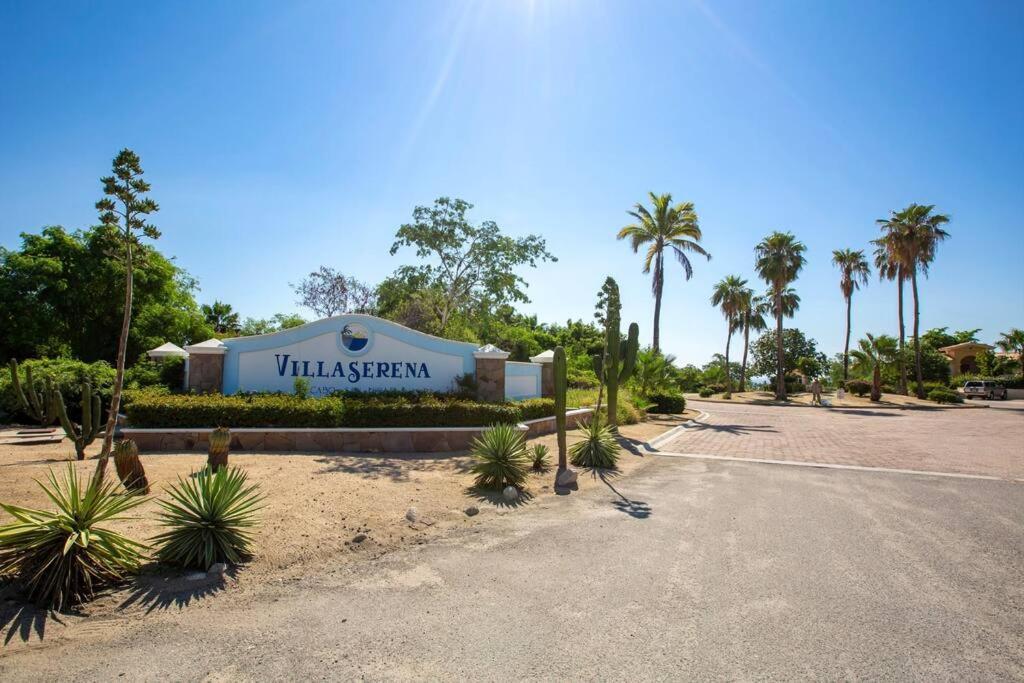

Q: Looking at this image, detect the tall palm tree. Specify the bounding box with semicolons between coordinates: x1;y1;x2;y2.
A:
996;328;1024;379
618;192;710;352
755;232;807;400
871;232;908;395
877;204;950;398
898;204;950;398
849;333;898;402
710;275;748;396
735;290;767;392
202;300;240;335
831;249;870;381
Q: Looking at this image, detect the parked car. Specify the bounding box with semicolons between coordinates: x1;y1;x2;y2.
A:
961;380;1008;400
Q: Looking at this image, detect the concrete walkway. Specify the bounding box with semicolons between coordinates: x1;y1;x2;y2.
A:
2;455;1022;680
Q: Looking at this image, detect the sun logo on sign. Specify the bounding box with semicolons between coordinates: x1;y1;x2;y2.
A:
340;323;371;354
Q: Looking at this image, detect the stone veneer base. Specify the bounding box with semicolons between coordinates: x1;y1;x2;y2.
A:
122;408;593;454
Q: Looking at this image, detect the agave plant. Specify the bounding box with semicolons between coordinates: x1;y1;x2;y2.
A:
153;466;264;570
0;464;147;610
569;416;620;469
530;443;551;472
469;424;530;491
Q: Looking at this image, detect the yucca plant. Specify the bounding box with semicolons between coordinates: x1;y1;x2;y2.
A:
531;443;551;472
0;464;147;610
469;424;530;491
569;416;620;469
153;466;264;570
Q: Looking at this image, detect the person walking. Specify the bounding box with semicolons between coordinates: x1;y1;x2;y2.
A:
810;377;823;405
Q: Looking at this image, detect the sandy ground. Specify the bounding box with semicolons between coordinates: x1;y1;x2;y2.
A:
0;412;695;632
687;390;977;409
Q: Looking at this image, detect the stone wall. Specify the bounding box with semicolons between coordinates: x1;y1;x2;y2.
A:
188;354;224;393
475;357;506;402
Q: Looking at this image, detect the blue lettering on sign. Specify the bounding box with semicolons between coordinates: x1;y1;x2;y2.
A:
273;354;431;383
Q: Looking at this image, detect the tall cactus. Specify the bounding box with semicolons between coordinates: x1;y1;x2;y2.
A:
553;346;568;472
52;382;102;460
593;278;640;429
8;359;56;427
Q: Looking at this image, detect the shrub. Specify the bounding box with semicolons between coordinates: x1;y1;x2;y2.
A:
1;358;116;422
0;465;147;610
341;397;522;428
126;393;344;428
646;393;686;414
124;356;184;392
292;377;311;399
530;443;551;472
470;424;530;490
927;388;963;404
153;466;264;570
516;398;557;421
698;387;714;398
846;380;871;397
569;417;619;469
920;381;950;396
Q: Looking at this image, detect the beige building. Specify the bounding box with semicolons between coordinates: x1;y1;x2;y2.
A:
938;342;992;376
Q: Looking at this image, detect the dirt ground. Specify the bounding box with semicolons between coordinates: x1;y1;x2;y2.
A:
687;390;976;409
0;412;695;632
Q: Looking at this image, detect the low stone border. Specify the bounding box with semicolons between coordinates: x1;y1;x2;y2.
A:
122;408;593;454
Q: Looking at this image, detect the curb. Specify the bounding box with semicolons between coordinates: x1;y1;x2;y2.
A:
685;398;989;411
644;410;708;451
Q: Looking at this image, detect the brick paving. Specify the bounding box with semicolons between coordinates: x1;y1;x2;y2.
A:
659;401;1024;480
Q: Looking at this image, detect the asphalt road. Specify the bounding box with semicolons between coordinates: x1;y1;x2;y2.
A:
2;456;1022;680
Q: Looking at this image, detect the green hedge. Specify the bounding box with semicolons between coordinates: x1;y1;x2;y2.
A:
927;388;963;404
126;393;344;428
646;393;686;414
126;393;556;428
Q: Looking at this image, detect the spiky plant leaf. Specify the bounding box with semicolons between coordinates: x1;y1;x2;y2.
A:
0;464;147;610
152;466;264;571
470;424;530;490
569;417;620;469
530;443;551;472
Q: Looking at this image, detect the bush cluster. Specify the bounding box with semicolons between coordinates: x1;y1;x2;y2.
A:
927;388;964;404
845;380;871;397
698;387;714;398
646;393;686;414
125;392;556;428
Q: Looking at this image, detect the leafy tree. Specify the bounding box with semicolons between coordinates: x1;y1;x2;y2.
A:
831;248;870;381
617;192;710;352
701;356;742;388
710;275;747;395
850;333;898;401
387;197;554;335
0;227;210;363
749;328;826;381
238;313;307;336
996;328;1024;377
292;266;376;319
93;150;160;472
676;364;704;392
976;349;1017;377
755;232;807;399
202;300;240;335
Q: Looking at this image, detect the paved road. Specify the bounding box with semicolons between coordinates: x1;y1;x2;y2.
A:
3;456;1022;680
663;400;1024;479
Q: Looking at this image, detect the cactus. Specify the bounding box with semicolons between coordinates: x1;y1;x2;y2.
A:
208;427;231;472
553;346;568;471
113;439;150;494
8;359;57;427
592;278;640;429
52;382;102;460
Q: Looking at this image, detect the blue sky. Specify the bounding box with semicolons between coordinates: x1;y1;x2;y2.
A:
2;0;1022;364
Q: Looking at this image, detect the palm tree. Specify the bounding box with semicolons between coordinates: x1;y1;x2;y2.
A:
831;249;870;381
880;202;950;397
710;275;748;396
898;204;950;398
849;333;898;402
996;328;1024;378
618;193;710;352
202;300;240;335
735;290;767;392
754;232;807;400
871;232;908;395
